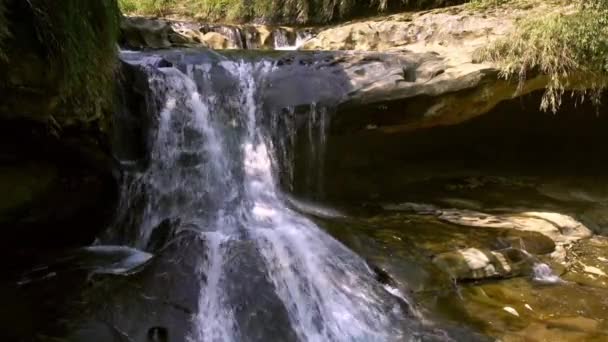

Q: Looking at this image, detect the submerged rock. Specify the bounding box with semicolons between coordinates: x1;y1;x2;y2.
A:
386;202;591;263
201;31;236;49
120;16;174;49
0;1;121;272
438;210;592;245
433;247;533;281
438;209;592;263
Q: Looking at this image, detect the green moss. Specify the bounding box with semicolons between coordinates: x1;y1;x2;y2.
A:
467;0;511;9
476;2;608;111
24;0;120;126
0;1;120;126
0;164;57;221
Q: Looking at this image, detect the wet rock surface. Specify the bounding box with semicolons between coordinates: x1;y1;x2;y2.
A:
315;168;608;341
0;120;119;274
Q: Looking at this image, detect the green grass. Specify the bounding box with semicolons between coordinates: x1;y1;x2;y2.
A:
0;1;8;59
467;0;511;9
118;0;468;24
476;2;608;111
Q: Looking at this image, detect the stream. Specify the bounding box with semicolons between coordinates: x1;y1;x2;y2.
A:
5;49;608;342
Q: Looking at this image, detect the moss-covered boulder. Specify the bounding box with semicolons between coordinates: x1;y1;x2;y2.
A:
0;0;120;126
0;0;121;265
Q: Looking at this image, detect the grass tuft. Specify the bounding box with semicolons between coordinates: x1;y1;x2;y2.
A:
475;2;608;111
27;0;121;124
467;0;511;9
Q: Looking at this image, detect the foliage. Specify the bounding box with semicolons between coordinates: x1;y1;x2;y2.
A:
26;0;121;124
476;2;608;111
119;0;174;16
468;0;511;9
118;0;467;24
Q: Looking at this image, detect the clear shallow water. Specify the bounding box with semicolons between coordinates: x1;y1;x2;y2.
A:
318;205;608;341
113;54;418;341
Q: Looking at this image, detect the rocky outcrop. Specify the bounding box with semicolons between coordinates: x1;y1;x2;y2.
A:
296;2;581;132
0;1;121;268
120;16;315;50
433;247;533;281
120;2;599;136
385;202;592;263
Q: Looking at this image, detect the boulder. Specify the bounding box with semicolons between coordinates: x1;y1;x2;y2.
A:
120;17;314;50
383;202;592;264
438;209;591;263
262;49;554;133
201;31;235;49
0;1;121;273
433;247;533;281
437;210;593;247
580;205;608;236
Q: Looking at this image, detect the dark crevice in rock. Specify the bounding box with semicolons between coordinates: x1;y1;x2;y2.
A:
0;119;120;275
294;90;608;203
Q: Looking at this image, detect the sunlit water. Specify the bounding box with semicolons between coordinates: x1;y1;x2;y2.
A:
116;55;414;341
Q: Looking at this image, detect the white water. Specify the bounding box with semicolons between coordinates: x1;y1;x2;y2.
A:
532;263;563;284
274;30;314;50
123;57;410;341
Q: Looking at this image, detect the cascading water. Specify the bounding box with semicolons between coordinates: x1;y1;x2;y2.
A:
111;51;431;341
274;30;314;50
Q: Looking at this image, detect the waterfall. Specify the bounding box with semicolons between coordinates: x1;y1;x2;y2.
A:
274;29;314;50
114;53;418;341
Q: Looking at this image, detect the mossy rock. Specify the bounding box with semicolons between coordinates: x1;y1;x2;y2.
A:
0;0;120;126
0;163;58;221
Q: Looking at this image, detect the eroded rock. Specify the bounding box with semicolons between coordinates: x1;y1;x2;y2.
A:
201;31;236;49
433;247;533;281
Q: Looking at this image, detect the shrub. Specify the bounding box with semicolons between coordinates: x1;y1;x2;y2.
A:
476;3;608;111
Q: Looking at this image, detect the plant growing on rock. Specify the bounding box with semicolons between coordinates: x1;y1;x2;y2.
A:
0;0;120;128
33;0;120;124
476;1;608;112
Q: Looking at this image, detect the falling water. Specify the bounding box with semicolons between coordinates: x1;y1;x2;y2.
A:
531;263;563;284
305;104;329;199
274;29;314;50
114;53;418;341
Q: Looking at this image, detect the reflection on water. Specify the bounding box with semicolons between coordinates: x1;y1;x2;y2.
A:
311;175;608;341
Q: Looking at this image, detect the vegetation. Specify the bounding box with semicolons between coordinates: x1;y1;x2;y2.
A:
30;0;121;124
0;0;120;125
468;0;511;9
476;0;608;111
118;0;467;24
